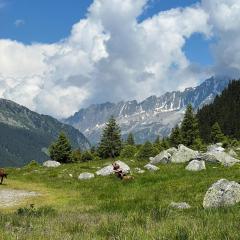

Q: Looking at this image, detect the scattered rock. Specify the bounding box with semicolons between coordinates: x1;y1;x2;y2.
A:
203;179;240;208
69;174;73;178
43;160;61;168
166;147;178;156
210;152;240;167
78;173;95;180
144;164;159;171
185;160;206;171
169;202;191;209
134;168;145;174
207;144;225;153
197;153;219;163
96;161;130;176
150;150;171;165
171;145;198;163
228;149;238;158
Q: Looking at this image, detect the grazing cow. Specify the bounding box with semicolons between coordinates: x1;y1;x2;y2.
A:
0;169;8;184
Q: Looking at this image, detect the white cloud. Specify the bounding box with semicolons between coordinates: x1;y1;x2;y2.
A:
0;0;239;118
202;0;240;78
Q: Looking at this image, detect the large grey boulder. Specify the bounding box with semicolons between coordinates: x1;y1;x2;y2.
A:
150;150;171;165
186;160;206;171
144;164;159;171
43;160;61;168
96;160;130;176
228;149;238;158
171;145;198;163
210;152;239;167
203;179;240;208
197;153;219;163
208;144;225;153
78;173;95;180
169;202;191;209
166;147;178;156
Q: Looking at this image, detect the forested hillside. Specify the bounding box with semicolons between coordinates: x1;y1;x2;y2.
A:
0;99;90;167
197;80;240;142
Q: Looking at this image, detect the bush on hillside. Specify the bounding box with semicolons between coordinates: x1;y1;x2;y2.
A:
136;141;159;160
120;145;137;158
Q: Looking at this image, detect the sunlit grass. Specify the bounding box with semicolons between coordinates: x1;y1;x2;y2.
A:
0;159;240;239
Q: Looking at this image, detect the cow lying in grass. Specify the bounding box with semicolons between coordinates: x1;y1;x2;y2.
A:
112;163;134;181
0;169;8;185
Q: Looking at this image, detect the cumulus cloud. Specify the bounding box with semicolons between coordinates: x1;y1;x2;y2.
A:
0;0;239;118
202;0;240;78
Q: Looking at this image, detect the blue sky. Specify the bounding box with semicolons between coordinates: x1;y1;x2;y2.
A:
0;0;212;66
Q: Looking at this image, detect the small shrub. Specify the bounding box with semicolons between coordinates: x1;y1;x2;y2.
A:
81;151;94;162
25;160;39;168
136;141;159;160
16;204;56;217
120;145;137;158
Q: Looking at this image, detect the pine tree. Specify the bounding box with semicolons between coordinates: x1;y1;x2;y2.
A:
126;133;135;145
181;104;200;147
170;125;182;147
136;141;159;160
211;122;225;143
97;116;122;158
49;132;72;163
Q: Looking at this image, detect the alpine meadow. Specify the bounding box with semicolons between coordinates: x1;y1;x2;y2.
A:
1;1;240;239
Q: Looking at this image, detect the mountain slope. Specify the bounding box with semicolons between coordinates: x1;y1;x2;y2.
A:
64;77;231;144
0;99;90;167
197;79;240;142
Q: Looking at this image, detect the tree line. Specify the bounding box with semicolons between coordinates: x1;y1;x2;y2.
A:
49;80;240;163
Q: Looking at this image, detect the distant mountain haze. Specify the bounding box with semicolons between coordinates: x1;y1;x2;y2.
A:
64;77;231;144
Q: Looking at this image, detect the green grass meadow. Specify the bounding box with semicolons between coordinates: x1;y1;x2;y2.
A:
0;158;240;240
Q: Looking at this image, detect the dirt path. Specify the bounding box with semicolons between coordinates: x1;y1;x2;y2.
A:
0;189;39;208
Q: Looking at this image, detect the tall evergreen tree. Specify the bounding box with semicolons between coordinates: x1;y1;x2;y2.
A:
181;104;200;147
211;122;225;143
49;132;72;163
98;116;122;158
170;125;182;147
126;133;135;145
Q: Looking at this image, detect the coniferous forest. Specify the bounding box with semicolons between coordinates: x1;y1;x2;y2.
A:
197;80;240;143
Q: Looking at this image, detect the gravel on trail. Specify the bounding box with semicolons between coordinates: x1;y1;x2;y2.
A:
0;189;39;208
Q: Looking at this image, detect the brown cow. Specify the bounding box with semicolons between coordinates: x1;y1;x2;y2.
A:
0;169;8;185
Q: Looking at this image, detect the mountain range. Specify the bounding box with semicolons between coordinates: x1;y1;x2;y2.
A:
0;99;90;167
64;76;231;144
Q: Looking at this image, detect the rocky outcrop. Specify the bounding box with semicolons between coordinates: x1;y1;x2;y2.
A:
144;164;159;171
203;179;240;208
78;173;95;180
43;160;61;168
96;161;130;176
197;153;219;163
149;150;171;165
210;152;239;167
171;145;198;163
228;149;238;157
186;160;206;171
169;202;191;209
207;144;225;153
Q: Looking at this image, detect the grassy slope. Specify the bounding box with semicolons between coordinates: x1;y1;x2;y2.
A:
0;158;240;240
